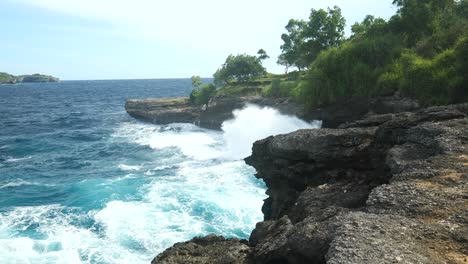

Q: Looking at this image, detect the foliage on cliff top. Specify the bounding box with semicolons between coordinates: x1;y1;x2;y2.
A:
190;0;467;108
213;51;269;86
289;0;468;108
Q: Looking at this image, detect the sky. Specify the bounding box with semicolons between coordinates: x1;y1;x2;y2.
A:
0;0;397;80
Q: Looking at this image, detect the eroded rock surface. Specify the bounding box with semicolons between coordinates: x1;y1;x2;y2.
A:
126;95;420;130
153;235;252;264
153;103;467;264
125;96;306;130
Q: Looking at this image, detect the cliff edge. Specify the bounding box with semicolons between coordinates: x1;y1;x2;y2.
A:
153;103;468;263
125;96;306;130
125;94;420;130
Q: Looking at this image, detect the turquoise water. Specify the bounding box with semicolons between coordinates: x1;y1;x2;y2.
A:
0;80;317;263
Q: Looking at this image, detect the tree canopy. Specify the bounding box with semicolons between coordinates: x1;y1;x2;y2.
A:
278;6;345;71
294;0;468;107
213;53;267;85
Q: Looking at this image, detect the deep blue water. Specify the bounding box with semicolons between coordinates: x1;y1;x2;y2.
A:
0;79;269;263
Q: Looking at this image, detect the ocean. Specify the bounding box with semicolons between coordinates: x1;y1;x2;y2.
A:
0;79;316;263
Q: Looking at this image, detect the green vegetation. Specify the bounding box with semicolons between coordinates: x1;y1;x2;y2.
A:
189;75;216;105
0;72;59;84
213;51;268;86
294;0;468;107
278;6;346;71
190;51;270;105
0;72;17;84
190;0;467;108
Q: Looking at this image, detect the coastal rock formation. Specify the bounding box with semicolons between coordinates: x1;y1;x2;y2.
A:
125;94;420;130
125;97;200;125
125;96;306;130
151;235;253;264
0;72;59;84
304;94;420;128
154;103;468;264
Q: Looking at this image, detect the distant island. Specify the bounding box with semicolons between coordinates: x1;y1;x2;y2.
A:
0;72;59;84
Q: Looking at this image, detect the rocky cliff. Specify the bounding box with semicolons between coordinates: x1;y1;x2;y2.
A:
125;96;306;130
153;104;468;264
126;94;420;130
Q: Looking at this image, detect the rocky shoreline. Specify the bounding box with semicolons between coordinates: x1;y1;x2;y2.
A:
125;96;307;130
125;94;420;130
150;103;467;263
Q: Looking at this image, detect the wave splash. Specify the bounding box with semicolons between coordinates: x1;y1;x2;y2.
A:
221;104;320;160
0;104;318;263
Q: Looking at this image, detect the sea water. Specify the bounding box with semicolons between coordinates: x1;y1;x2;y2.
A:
0;79;318;263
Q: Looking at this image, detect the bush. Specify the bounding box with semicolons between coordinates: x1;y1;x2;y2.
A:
213;54;266;86
263;79;299;98
296;31;403;107
384;36;468;105
190;84;216;106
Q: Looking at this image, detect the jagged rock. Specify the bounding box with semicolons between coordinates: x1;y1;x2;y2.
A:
125;97;200;125
152;234;252;264
245;127;379;220
126;94;420;130
125;96;307;130
305;95;420;128
326;212;439;264
153;103;468;264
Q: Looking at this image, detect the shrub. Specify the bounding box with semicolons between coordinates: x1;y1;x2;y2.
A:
190;84;216;106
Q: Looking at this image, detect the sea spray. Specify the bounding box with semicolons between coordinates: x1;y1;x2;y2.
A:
221;104;321;160
0;81;321;264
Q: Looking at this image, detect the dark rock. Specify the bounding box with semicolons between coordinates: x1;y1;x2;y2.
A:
305;95;420;128
125;97;200;125
125;94;420;130
152;234;253;264
153;103;468;264
245;127;379;220
125;96;308;130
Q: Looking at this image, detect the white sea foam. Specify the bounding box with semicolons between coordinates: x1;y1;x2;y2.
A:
0;179;55;189
0;105;320;263
221;104;320;160
114;105;319;161
0;205;155;263
118;164;141;171
5;156;32;163
113;122;223;160
144;165;174;176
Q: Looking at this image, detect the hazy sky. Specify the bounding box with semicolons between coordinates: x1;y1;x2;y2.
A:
0;0;396;80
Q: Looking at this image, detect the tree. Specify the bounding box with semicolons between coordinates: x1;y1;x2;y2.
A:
278;19;308;72
278;6;346;71
351;15;387;37
302;6;346;65
213;53;267;85
191;75;202;88
189;75;203;103
190;83;216;105
257;49;270;61
391;0;457;45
